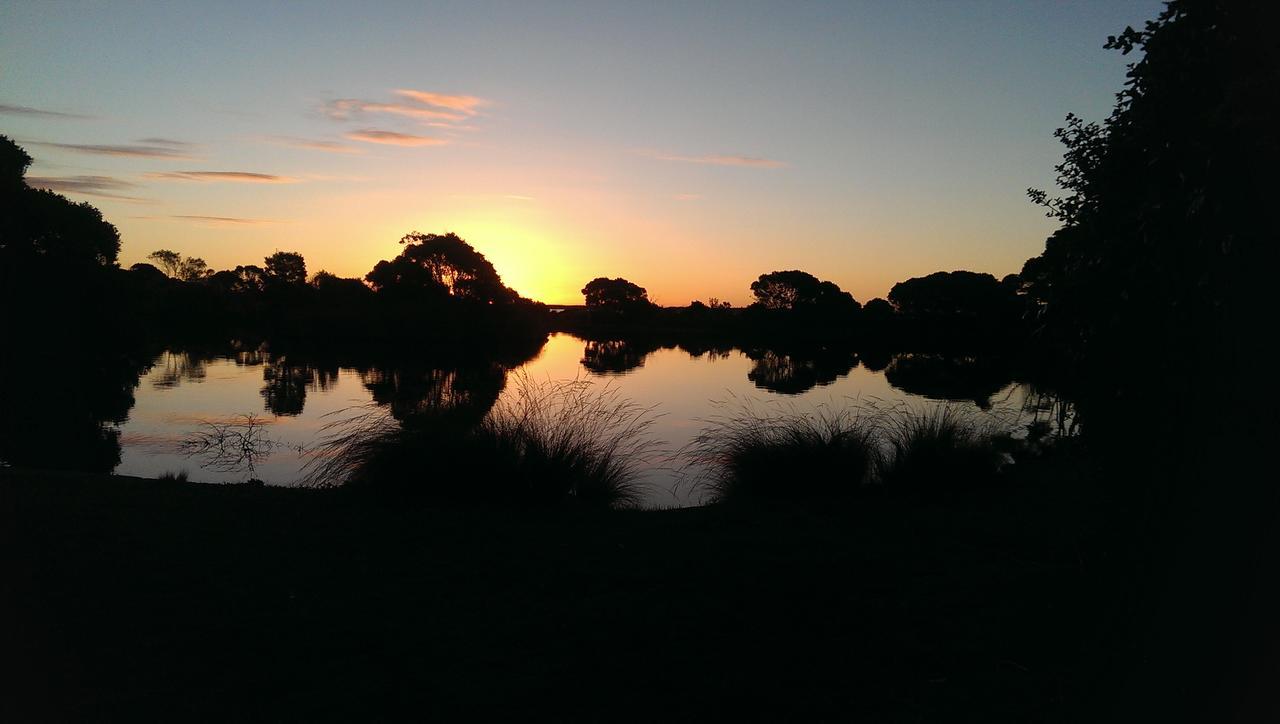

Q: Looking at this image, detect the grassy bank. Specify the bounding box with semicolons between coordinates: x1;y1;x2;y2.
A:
0;459;1131;722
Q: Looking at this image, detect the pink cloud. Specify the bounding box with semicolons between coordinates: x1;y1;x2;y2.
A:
145;171;297;183
345;129;448;147
648;152;786;168
393;89;488;115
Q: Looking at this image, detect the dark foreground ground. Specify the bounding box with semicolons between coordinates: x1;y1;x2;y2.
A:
2;464;1139;721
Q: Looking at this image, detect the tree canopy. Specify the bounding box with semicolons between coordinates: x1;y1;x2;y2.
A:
1;135;121;270
148;249;212;281
264;251;307;286
1019;0;1277;361
581;277;651;310
888;271;1019;318
749;270;859;313
366;232;515;304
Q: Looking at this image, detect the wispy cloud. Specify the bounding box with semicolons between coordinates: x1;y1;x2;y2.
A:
324;99;465;123
673;193;703;201
145;171;298;183
393;89;488;115
0;103;93;120
136;137;195;148
321;89;489;128
170;215;279;226
264;136;362;154
29;140;196;159
134;214;280;226
26;175;148;201
645;151;786;168
345;129;447;147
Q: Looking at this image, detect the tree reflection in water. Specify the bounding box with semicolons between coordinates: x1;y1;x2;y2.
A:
882;353;1014;410
0;346;152;472
580;339;663;375
260;359;339;417
744;348;859;395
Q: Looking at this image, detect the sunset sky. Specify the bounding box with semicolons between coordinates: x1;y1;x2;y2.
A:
1;1;1161;305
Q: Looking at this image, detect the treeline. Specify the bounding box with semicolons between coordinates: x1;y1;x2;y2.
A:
4;129;1030;355
0;143;544;349
559;269;1028;351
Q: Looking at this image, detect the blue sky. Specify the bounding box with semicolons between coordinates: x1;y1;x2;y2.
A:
1;1;1163;304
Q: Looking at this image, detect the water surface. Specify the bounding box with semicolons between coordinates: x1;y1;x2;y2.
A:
103;334;1037;507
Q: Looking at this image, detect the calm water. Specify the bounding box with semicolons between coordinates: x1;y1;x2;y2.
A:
107;333;1036;507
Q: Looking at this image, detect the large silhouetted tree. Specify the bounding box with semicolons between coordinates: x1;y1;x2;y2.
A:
1016;4;1279;717
1;135;120;271
366;232;514;303
582;277;651;310
147;249;212;281
749;271;860;314
888;271;1019;319
264;251;307;286
1020;0;1276;368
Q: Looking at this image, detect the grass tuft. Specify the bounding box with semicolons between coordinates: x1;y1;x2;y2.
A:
685;398;1015;504
876;402;1011;494
303;374;660;508
684;398;880;504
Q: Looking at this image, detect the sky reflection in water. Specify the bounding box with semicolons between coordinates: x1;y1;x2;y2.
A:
114;333;1029;507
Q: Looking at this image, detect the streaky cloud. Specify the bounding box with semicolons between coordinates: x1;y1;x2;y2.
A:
648;151;786;168
133;215;279;226
265;136;362;154
0;103;93;120
146;171;298;183
324;98;465;122
393;89;488;115
135;137;195;148
28;140;195;159
345;129;448;147
26;175;149;201
170;215;279;225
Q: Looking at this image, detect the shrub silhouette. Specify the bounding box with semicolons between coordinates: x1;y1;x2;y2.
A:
304;375;657;508
685;401;879;504
878;404;1008;493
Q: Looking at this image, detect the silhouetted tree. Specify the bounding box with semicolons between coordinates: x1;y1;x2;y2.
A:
888;271;1018;318
863;297;895;321
366;232;515;304
147;249;211;281
1;137;120;270
147;250;183;278
1017;5;1279;716
749;271;860;314
1021;0;1276;373
233;265;268;293
1;135;33;191
264;251;307;286
128;262;169;285
582;277;652;311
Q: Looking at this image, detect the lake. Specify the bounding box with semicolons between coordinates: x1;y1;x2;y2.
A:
95;333;1042;507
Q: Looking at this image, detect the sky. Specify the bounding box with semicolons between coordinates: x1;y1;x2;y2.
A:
1;0;1164;305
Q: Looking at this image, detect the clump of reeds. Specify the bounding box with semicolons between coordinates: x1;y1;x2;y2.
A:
300;405;402;490
302;374;660;509
467;375;660;507
685;398;1014;504
876;402;1011;493
683;398;880;504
